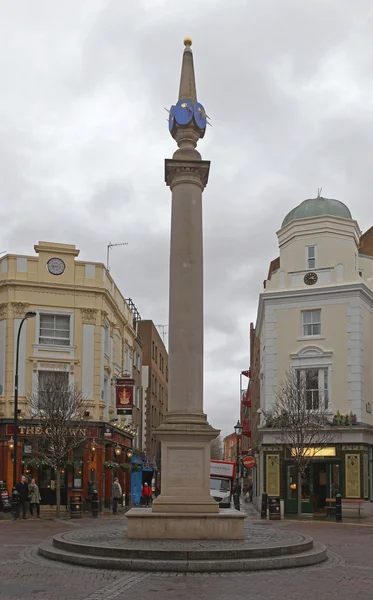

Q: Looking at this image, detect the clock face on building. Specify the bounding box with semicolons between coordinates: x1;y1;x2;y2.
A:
47;258;65;276
304;272;318;285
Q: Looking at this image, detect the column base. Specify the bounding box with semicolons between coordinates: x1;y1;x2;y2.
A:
126;508;245;540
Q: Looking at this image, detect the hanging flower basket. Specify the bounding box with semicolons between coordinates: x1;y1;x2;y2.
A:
131;464;141;472
104;461;118;469
119;463;130;472
24;458;44;469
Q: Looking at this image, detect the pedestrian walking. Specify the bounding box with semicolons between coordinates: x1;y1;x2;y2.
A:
28;478;41;518
141;482;152;506
233;481;241;511
112;477;122;515
15;475;29;520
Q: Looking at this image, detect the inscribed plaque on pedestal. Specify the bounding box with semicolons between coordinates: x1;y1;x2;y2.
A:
345;454;361;498
266;454;280;497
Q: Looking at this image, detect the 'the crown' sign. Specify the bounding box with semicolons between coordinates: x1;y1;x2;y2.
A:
115;378;134;415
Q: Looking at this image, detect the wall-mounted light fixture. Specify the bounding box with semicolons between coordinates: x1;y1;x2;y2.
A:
114;444;121;457
91;439;97;462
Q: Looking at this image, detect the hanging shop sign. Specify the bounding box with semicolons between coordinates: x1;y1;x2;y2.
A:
115;378;134;415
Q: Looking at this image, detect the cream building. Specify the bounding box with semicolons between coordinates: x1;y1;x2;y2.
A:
250;197;373;517
0;241;142;506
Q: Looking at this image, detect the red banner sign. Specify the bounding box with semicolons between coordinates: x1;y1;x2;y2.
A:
242;455;256;469
115;378;134;414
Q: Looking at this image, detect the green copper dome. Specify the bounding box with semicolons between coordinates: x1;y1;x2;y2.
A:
282;197;352;227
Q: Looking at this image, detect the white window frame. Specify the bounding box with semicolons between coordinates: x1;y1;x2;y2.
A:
37;369;70;412
302;309;321;337
296;367;329;411
306;245;316;270
35;310;74;349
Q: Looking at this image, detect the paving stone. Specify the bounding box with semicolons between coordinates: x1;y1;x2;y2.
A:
1;515;373;599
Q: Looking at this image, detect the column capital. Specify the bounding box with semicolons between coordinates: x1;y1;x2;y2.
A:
165;159;210;191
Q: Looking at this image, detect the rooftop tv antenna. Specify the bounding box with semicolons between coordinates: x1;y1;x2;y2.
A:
317;187;323;198
156;324;169;343
107;242;128;271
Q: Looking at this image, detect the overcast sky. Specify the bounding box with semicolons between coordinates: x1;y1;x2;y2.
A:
1;0;373;439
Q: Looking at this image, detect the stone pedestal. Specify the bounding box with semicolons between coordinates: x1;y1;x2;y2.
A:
150;414;219;514
126;414;246;539
126;509;245;540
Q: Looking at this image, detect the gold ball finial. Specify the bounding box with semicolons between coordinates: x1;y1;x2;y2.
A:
184;37;192;47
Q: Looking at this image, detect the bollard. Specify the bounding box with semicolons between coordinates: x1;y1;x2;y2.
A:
261;492;268;519
336;494;342;523
11;488;20;521
91;489;99;518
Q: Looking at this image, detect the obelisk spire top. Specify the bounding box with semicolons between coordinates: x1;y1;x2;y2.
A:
167;39;207;157
178;37;197;102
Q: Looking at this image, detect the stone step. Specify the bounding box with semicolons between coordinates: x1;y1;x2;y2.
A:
38;539;327;572
52;531;314;560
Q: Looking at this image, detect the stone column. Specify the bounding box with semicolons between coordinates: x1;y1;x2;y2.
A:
166;161;210;417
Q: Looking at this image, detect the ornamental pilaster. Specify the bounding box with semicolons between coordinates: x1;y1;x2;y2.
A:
11;302;30;318
80;308;98;325
0;303;7;320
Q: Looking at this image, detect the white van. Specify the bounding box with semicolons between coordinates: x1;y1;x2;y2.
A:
210;460;236;508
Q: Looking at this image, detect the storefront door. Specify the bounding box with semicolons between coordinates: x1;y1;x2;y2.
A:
284;464;318;514
284;461;341;515
39;466;67;506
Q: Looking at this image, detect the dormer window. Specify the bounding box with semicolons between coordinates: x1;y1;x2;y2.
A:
307;246;316;269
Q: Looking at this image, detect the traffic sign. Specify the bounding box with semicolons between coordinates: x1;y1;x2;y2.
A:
242;455;256;469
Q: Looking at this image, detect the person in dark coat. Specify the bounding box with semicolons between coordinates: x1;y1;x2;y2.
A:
16;475;29;519
233;481;241;511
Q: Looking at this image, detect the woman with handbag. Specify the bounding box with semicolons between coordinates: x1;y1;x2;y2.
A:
29;478;41;518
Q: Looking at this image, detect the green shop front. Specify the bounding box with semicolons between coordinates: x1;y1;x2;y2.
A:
262;444;371;516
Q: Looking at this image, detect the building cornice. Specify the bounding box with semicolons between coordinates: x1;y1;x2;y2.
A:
0;280;136;335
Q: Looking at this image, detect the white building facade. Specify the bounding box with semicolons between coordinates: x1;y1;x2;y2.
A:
252;197;373;517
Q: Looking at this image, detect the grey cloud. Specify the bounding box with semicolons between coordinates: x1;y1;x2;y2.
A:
1;0;373;438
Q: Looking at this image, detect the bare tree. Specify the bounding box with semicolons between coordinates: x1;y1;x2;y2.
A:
265;369;333;519
28;373;88;518
210;435;223;460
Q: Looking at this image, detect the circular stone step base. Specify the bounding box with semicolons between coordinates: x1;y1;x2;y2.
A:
38;539;327;572
38;523;327;572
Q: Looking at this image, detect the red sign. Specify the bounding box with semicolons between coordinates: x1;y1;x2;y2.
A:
115;378;134;414
242;455;256;469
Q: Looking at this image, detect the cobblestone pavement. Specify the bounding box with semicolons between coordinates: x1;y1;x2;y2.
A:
1;511;373;600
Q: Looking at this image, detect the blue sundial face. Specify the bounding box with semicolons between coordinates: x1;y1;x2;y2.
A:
174;99;193;125
194;102;207;129
168;105;175;132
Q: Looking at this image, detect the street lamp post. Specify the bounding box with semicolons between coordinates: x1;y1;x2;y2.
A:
13;311;36;488
126;448;133;508
234;420;242;485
